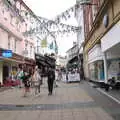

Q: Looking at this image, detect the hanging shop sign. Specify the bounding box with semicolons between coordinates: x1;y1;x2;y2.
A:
76;0;91;4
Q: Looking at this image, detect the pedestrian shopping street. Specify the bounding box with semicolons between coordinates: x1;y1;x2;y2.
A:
0;81;120;120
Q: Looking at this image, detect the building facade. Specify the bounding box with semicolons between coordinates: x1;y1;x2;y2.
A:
66;42;78;62
56;55;67;68
66;42;79;69
75;3;84;50
82;0;120;82
0;0;35;84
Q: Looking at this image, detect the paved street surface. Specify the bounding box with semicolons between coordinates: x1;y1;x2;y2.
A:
0;81;120;120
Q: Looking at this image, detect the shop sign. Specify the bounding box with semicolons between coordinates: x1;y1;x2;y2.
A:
76;0;91;4
0;50;12;58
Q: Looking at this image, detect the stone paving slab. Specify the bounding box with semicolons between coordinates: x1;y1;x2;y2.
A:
0;107;114;120
0;82;115;120
0;83;93;105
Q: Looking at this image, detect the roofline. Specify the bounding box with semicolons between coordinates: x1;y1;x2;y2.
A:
66;44;77;53
16;0;37;18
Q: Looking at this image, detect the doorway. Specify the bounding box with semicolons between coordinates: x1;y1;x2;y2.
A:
3;65;9;83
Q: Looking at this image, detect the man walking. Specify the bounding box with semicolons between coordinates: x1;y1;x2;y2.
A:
47;67;55;95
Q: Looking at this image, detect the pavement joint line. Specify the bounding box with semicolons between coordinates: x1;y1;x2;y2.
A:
0;101;98;111
97;88;120;104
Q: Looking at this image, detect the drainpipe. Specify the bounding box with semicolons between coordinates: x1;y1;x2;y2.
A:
103;52;108;83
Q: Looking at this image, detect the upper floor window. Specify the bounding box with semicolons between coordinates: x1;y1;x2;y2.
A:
8;35;11;49
10;14;14;25
16;19;20;31
88;12;92;31
7;0;15;6
92;6;98;21
25;23;28;31
92;0;100;21
30;45;32;57
25;42;28;50
14;39;17;52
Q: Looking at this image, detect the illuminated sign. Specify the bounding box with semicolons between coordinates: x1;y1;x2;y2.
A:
0;50;12;58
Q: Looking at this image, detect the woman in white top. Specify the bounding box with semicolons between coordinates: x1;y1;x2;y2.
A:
32;66;41;95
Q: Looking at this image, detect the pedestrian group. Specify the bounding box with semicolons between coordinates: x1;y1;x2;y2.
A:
17;65;55;97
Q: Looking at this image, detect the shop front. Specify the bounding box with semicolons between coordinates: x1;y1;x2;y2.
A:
101;20;120;83
89;61;104;81
88;44;104;81
0;51;24;85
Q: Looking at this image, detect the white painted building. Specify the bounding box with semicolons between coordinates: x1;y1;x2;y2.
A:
0;0;35;84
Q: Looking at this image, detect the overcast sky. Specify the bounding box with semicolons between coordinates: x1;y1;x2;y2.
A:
23;0;77;56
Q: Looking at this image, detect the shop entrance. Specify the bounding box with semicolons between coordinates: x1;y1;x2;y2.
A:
3;65;9;83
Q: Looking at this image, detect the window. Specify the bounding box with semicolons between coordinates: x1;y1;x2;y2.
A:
2;7;4;14
25;42;28;50
92;0;100;21
16;20;20;32
4;5;9;20
25;23;28;31
1;2;5;15
88;12;92;31
14;39;17;52
30;45;32;57
10;14;14;25
92;5;98;21
8;35;11;49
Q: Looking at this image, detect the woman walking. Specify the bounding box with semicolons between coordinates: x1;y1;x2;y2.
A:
32;66;42;95
21;68;31;97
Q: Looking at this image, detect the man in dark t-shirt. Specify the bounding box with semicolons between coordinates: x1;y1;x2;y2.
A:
47;67;55;95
